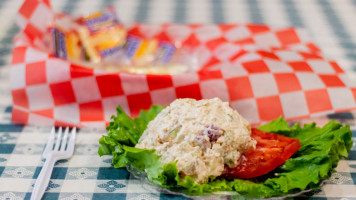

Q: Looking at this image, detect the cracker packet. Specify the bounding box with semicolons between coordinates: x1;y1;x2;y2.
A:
50;7;195;74
76;6;127;63
50;15;83;60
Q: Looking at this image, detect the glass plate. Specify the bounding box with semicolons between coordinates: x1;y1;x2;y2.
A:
126;165;324;199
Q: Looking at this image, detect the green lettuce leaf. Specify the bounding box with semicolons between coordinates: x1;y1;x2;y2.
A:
98;107;353;198
98;105;164;168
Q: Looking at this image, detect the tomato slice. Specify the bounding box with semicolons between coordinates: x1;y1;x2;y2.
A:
223;128;301;179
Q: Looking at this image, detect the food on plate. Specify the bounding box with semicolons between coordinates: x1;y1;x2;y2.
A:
222;128;301;179
136;98;257;183
98;98;353;198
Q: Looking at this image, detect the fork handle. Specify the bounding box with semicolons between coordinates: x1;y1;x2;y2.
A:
31;156;57;200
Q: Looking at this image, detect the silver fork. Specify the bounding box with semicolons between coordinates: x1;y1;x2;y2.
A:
31;127;77;200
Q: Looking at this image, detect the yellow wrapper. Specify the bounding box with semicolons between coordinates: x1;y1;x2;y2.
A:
78;25;126;62
77;7;127;63
51;17;82;60
131;39;158;65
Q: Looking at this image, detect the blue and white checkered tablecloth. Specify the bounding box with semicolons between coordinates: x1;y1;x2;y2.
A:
0;0;356;199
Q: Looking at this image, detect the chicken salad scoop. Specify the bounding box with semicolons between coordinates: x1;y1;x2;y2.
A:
135;98;256;184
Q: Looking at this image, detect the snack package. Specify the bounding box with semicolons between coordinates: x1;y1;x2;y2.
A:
112;36;159;65
50;16;83;60
101;35;195;74
76;6;127;63
105;36;177;65
49;8;193;74
50;7;127;63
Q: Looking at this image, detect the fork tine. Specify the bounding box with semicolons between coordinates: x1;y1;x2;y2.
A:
67;127;77;153
71;127;76;141
60;127;70;151
54;127;63;151
43;127;56;155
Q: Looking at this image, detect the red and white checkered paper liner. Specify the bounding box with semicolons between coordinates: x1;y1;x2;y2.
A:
10;0;356;129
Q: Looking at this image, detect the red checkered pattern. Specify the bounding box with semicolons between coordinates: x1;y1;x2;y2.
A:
16;0;54;48
10;0;356;129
